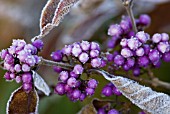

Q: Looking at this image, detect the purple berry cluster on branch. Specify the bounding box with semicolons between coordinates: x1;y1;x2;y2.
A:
0;39;44;92
51;41;106;101
107;14;151;49
107;14;170;76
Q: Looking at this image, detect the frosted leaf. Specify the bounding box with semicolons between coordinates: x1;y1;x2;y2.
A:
6;86;39;114
32;71;51;96
32;0;79;41
94;69;170;114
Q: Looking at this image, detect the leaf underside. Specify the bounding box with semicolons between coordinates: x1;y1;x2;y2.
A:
7;87;39;114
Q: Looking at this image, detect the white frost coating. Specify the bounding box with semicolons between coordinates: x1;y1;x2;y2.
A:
96;70;170;114
52;0;79;26
32;71;51;96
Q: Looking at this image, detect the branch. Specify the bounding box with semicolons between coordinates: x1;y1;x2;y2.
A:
40;58;73;70
121;0;137;33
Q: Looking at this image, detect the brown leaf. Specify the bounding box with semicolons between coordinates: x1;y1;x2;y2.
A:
40;0;60;30
6;87;39;114
35;0;79;40
51;0;79;26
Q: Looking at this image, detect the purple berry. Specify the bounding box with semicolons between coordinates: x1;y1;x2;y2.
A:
4;72;11;81
79;93;86;101
120;38;128;47
32;39;44;50
106;53;114;62
15;76;21;83
127;38;141;50
70;71;79;78
23;83;32;92
149;49;160;63
10;73;15;79
24;44;37;54
152;33;162;43
3;63;11;70
143;44;150;55
25;56;36;66
138;56;149;67
162;52;170;62
136;31;149;43
22;64;31;72
54;83;65;95
5;54;14;64
107;39;116;48
126;58;135;68
121;48;133;58
97;108;106;114
72;89;81;99
90;42;100;50
67;77;77;87
157;42;169;53
80;41;90;51
128;31;135;37
136;47;144;56
108;24;123;37
79;52;89;64
8;46;16;55
90;50;99;58
133;67;140;76
59;71;69;82
120;20;130;33
102;86;113;97
108;109;119;114
64;84;73;93
87;79;98;89
14;64;21;72
100;59;107;67
114;55;125;66
51;50;63;62
91;58;102;68
161;33;169;41
113;87;122;96
22;72;32;83
0;49;8;59
139;14;151;26
73;64;84;75
123;64;130;71
17;50;28;62
85;88;95;96
62;45;72;55
72;43;82;57
53;66;62;73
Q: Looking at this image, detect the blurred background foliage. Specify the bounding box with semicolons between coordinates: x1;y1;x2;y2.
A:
0;0;170;113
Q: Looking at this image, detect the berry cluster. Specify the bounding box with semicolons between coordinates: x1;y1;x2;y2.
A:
0;39;44;92
107;14;170;76
51;41;106;101
62;41;106;68
107;31;170;76
102;83;122;97
107;14;151;48
54;68;98;102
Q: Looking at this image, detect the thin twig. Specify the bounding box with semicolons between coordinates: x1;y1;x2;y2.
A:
40;58;73;70
121;0;137;33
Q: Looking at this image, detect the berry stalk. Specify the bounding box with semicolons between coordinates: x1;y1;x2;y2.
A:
122;0;137;33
